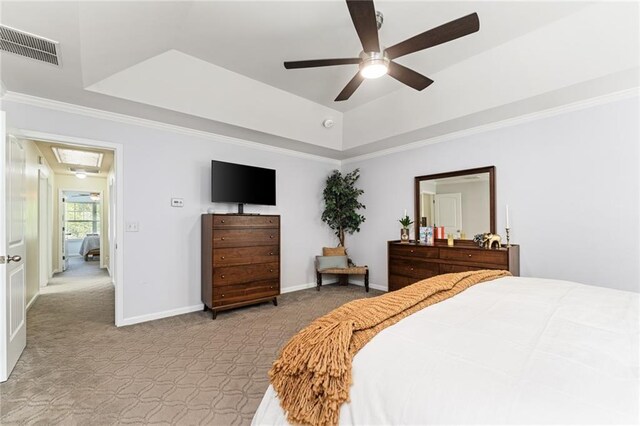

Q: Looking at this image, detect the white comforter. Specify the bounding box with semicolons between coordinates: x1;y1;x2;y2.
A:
79;235;100;256
253;277;639;425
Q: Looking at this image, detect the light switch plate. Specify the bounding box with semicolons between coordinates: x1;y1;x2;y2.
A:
126;222;139;232
171;198;184;207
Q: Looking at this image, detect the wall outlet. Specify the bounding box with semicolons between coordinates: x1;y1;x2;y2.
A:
126;222;139;232
171;198;184;207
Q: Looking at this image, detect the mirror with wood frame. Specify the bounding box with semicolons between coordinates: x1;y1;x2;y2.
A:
414;166;495;241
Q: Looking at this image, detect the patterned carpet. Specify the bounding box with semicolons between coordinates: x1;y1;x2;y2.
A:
0;262;381;425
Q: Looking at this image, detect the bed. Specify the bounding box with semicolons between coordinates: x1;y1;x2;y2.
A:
79;234;100;261
253;276;639;425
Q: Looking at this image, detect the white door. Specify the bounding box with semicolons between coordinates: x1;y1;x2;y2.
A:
434;193;462;236
0;112;27;382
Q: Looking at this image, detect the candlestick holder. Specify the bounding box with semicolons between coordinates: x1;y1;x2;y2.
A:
505;227;511;248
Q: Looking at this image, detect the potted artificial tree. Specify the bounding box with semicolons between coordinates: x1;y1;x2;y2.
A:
321;168;366;248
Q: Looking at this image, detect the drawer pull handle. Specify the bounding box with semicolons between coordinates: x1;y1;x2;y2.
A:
270;269;274;272
221;294;225;298
220;275;225;279
270;286;273;289
221;237;225;241
269;220;273;223
410;267;414;271
410;250;414;253
269;252;274;255
221;220;225;223
221;256;225;260
270;235;274;239
468;254;472;258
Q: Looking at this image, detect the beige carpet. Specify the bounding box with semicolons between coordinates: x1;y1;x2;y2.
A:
0;262;381;425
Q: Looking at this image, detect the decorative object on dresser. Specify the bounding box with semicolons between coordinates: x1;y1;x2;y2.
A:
387;241;519;291
201;214;280;319
398;211;413;243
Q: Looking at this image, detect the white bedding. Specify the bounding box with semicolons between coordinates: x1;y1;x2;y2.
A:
79;235;100;256
253;277;639;425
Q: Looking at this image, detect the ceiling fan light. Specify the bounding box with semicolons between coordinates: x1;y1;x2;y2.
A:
360;62;388;79
75;170;87;179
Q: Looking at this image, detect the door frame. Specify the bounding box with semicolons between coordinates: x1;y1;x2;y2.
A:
60;188;105;269
11;129;125;327
38;168;51;288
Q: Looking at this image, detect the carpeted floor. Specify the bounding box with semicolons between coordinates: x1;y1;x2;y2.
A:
0;261;381;425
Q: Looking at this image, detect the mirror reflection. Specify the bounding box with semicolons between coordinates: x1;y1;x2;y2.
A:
418;172;491;239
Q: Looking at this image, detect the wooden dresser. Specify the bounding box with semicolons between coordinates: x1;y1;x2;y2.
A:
201;214;280;319
388;241;519;291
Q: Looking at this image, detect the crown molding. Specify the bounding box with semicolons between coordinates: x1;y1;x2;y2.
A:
342;87;640;164
4;87;637;167
2;91;341;165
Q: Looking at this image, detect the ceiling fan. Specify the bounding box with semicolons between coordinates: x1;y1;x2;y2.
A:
284;0;479;101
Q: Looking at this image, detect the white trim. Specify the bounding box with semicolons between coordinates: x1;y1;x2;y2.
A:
368;283;386;292
342;88;640;164
280;282;317;294
11;129;126;327
119;304;204;327
26;292;39;311
3;92;341;166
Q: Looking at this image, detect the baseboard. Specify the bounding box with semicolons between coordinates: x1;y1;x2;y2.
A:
26;292;40;311
119;304;204;327
281;280;384;294
347;280;387;292
281;282;317;293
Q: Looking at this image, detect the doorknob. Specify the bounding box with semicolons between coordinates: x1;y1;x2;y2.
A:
1;255;21;264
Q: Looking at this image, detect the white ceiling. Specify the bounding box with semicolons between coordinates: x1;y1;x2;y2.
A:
1;1;638;158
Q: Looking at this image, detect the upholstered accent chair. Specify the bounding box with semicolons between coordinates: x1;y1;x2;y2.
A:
315;247;369;292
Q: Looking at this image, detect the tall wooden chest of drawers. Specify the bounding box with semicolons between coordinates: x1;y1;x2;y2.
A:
202;214;280;319
388;241;519;292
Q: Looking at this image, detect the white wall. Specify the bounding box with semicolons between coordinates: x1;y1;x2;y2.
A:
2;99;338;323
344;96;640;293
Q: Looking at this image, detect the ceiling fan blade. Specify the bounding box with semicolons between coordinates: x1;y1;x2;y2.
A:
386;13;479;60
284;58;361;69
346;0;380;52
335;72;365;101
387;62;434;91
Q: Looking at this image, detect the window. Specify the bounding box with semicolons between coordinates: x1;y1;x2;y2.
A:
65;201;100;239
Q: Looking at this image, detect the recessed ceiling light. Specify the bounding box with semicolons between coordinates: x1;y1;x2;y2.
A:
75;170;87;179
52;147;103;168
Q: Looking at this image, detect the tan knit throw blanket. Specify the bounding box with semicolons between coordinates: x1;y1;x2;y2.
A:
269;270;511;426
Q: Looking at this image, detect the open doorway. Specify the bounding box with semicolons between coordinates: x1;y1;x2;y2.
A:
60;190;104;274
20;131;122;325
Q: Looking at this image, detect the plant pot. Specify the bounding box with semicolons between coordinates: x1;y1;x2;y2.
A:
400;228;410;243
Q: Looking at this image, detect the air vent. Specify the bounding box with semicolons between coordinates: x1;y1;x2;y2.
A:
68;167;100;174
0;25;59;66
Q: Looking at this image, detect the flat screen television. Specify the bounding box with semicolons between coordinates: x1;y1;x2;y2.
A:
211;160;276;213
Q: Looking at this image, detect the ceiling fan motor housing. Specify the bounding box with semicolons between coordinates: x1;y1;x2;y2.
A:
359;50;389;78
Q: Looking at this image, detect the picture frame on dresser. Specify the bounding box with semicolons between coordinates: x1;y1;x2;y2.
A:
201;214;281;319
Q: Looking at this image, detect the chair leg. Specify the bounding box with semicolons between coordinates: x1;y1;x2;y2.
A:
316;271;322;291
365;269;369;292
